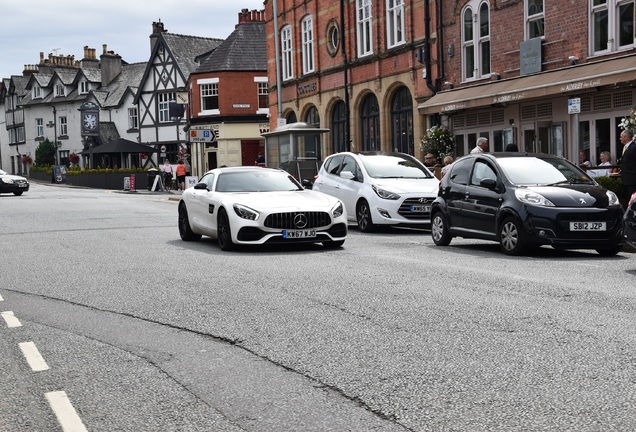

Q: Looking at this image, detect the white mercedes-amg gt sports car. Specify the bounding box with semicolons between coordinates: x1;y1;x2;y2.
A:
178;166;348;251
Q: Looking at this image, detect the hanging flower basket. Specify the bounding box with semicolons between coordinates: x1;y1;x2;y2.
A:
420;126;454;160
21;155;33;165
68;153;80;164
619;107;636;132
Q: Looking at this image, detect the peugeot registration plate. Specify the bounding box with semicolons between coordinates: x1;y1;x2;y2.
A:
569;222;606;231
283;229;317;238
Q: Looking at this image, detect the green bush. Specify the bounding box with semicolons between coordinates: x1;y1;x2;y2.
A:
595;176;629;207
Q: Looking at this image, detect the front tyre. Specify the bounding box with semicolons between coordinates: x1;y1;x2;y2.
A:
499;217;526;256
596;245;622;257
356;199;375;232
13;191;23;196
178;203;201;241
431;212;452;246
217;208;235;251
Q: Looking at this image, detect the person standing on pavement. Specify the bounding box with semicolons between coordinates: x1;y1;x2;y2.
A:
162;160;173;191
471;137;488;154
176;159;187;191
619;129;636;199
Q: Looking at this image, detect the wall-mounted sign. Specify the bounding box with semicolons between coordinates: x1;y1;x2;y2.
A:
233;104;251;109
298;82;318;95
520;37;542;75
568;98;581;114
176;91;189;104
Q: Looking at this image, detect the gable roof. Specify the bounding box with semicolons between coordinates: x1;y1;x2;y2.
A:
97;62;146;108
195;22;266;73
162;33;224;78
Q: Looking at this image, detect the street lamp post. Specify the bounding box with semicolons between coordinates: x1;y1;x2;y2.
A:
46;104;58;166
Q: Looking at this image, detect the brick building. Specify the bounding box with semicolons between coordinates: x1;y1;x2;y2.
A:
418;0;636;165
264;0;636;167
187;8;270;174
263;0;433;162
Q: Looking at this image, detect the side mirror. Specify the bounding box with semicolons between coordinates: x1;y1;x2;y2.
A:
194;182;208;191
340;171;355;180
302;179;313;189
480;178;498;190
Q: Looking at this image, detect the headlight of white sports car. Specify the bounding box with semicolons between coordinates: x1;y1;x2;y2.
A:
332;201;345;218
372;184;400;200
233;204;259;220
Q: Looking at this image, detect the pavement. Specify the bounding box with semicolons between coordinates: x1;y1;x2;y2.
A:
29;178;184;201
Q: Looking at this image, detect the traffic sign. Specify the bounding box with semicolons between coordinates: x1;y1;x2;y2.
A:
568;98;581;114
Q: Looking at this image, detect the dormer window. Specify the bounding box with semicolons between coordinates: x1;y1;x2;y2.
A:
79;81;90;94
32;85;42;99
55;84;65;97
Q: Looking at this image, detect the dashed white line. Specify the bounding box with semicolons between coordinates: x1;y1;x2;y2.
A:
45;391;88;432
19;341;50;372
1;311;22;328
0;293;4;301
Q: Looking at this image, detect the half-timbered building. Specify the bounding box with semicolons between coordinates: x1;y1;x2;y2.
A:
134;21;223;172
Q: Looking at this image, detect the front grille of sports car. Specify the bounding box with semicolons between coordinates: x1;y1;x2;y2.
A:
264;211;332;229
398;197;435;220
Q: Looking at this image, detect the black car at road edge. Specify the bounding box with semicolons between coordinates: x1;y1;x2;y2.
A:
0;169;29;196
431;152;625;256
623;192;636;249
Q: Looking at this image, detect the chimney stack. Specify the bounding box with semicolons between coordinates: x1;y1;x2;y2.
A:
100;44;122;86
237;9;266;27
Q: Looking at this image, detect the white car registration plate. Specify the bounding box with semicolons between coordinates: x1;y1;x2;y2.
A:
569;222;606;231
410;205;431;213
283;229;316;238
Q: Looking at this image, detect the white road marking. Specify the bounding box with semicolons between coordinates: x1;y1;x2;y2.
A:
0;293;4;301
1;311;22;328
19;341;50;372
45;391;88;432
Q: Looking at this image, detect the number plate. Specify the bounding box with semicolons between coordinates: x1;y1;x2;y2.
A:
283;229;317;238
569;222;606;231
410;205;431;213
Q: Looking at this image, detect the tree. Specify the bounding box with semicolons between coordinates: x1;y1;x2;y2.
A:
35;139;56;166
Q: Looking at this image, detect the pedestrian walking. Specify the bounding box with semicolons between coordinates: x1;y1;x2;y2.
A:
176;159;187;191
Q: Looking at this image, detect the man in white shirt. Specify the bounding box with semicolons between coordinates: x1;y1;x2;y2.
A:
471;137;488;154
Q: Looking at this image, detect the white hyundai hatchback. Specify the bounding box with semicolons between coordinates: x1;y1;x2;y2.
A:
313;152;439;232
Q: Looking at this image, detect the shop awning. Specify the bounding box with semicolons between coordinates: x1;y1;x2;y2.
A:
81;139;158;154
418;55;636;115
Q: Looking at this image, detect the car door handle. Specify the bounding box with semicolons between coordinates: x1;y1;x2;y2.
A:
335;185;341;190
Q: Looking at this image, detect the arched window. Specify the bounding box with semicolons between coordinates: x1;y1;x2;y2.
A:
462;1;491;81
304;106;321;160
286;111;297;124
331;101;348;153
305;106;320;127
360;93;380;151
390;87;413;154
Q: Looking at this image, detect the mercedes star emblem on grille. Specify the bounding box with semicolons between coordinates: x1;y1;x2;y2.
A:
294;214;308;228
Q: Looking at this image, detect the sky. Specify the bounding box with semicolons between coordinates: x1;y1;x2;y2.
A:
0;0;266;80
